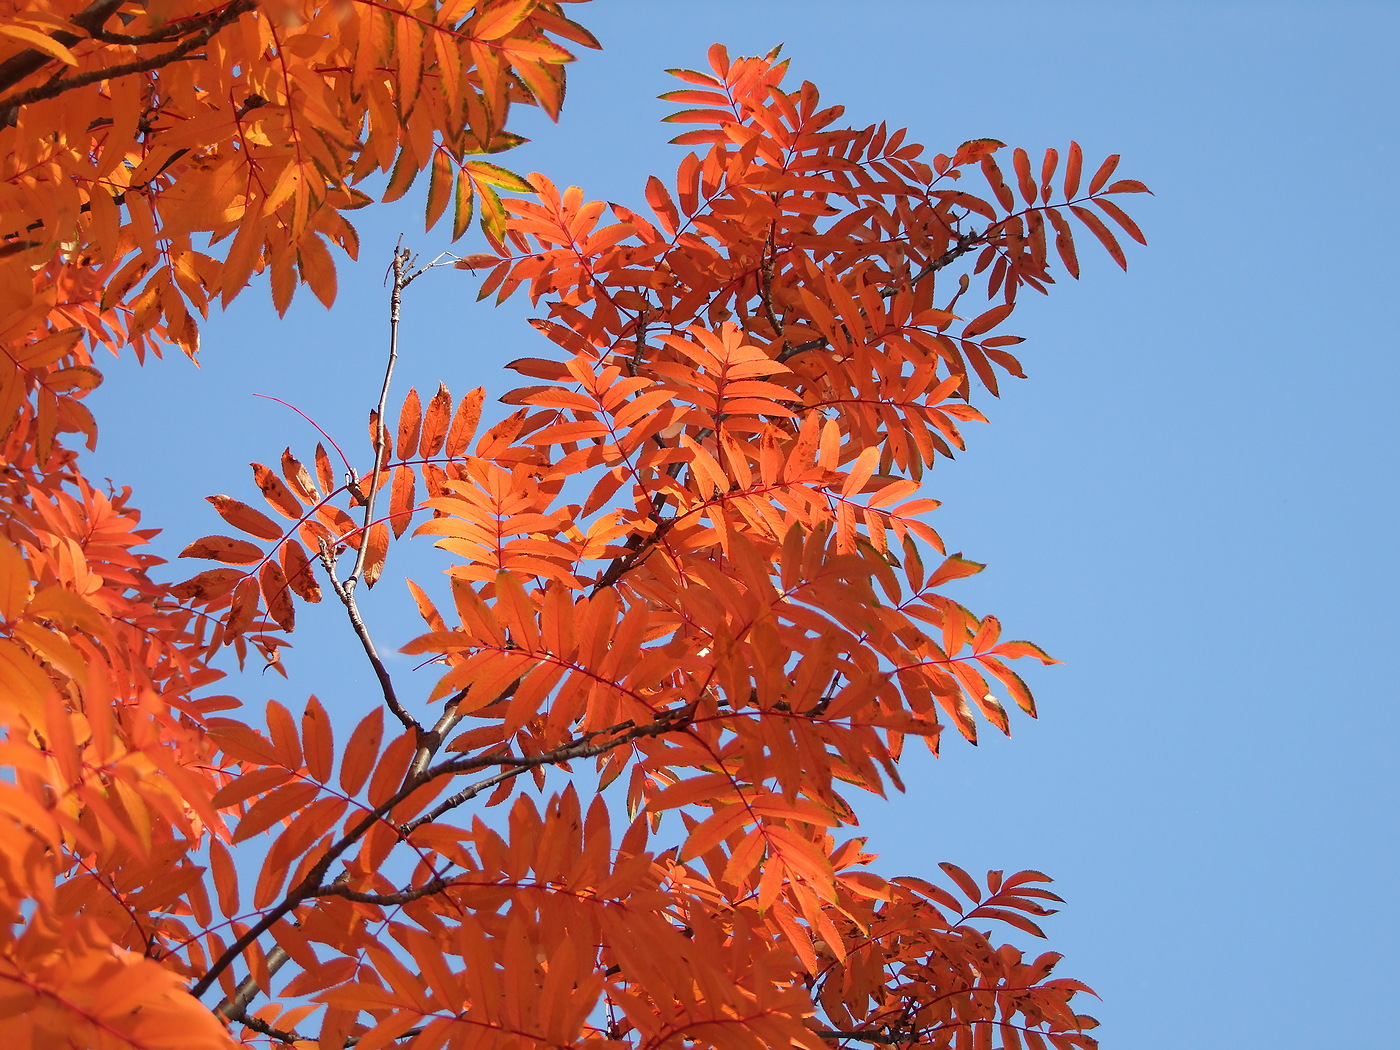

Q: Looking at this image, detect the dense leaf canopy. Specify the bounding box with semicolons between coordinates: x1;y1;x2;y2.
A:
0;3;1146;1047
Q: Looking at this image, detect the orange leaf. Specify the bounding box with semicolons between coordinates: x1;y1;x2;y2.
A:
207;496;283;540
1070;204;1127;270
233;782;321;843
225;575;261;639
281;450;319;503
446;389;484;457
362;522;390;588
315;443;335;493
939;861;982;904
251;463;304;520
171;568;246;601
389;465;416;538
1064;140;1084;198
962;303;1013;338
927;554;985;587
397;388;423;459
339;708;384;796
1087;153;1121;195
420;383;452;456
302;696;334;782
182;535;264;565
259;560;295;631
281;540;322;603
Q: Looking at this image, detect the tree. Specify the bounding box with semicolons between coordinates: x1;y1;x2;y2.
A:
0;2;1149;1046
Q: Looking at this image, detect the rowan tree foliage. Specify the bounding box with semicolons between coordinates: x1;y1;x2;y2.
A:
0;1;1149;1047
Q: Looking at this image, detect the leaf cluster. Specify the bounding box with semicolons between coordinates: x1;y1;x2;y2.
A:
0;30;1148;1050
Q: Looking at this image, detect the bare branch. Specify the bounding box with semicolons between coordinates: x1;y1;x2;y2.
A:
233;1012;304;1045
314;876;450;905
408;699;468;779
316;539;420;733
348;243;409;589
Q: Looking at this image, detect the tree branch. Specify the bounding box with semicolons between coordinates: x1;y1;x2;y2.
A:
815;1032;916;1045
314;876;451;905
193;704;693;1001
0;0;124;94
316;538;420;733
776;228;987;363
0;0;255;115
234;1012;304;1045
403;704;695;834
408;700;468;779
348;244;409;590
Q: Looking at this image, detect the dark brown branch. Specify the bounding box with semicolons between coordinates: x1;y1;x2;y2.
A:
0;1;255;115
403;704;695;834
903;228;986;291
192;706;692;1000
815;1031;916;1044
234;1013;304;1045
215;946;288;1026
314;876;451;905
0;0;123;94
759;226;785;337
304;246;423;736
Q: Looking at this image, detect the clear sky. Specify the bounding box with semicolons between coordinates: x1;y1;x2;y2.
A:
87;2;1399;1047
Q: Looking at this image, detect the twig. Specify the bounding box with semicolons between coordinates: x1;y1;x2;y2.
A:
193;705;692;1000
815;1031;916;1045
315;877;450;905
233;1012;303;1045
348;243;409;589
403;703;696;833
214;944;288;1027
315;538;420;733
776;228;987;363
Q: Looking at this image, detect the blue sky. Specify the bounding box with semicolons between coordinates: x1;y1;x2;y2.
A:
87;3;1398;1047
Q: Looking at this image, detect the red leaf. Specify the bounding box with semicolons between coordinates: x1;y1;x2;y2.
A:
962;304;1014;338
1087;153;1121;195
1063;140;1084;199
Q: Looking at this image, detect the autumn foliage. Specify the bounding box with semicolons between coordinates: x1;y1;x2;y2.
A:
0;1;1149;1047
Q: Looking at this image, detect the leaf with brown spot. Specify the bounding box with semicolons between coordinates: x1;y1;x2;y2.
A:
171;568;246;601
362;522;390;588
281;450;319;503
280;540;322;603
181;535;265;565
224;576;261;641
420;383;452;456
397;388;422;459
259;561;295;631
389;465;416;538
252;463;304;519
315;443;335;494
446;389;484;457
208;496;283;541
